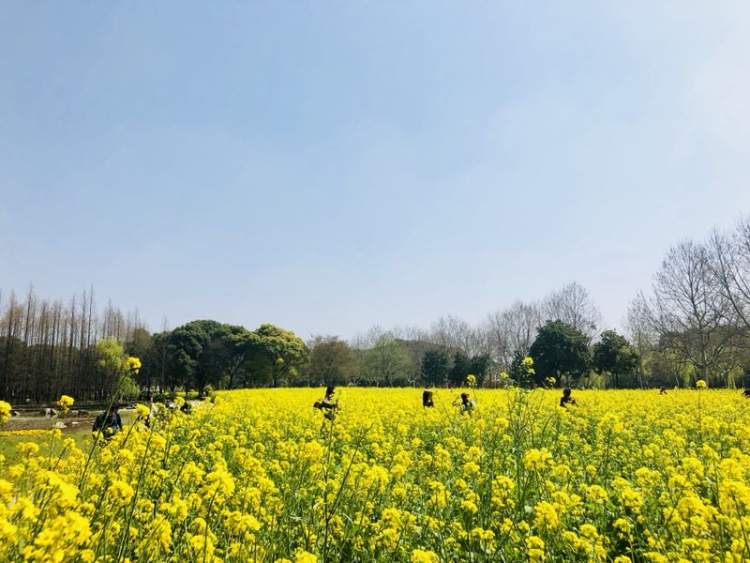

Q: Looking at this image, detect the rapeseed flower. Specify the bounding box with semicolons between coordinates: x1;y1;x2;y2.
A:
1;387;749;561
0;401;11;426
57;395;75;410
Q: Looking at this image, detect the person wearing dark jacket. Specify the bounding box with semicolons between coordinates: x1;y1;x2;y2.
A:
454;392;475;415
559;388;577;408
314;386;338;421
93;404;123;438
422;389;434;408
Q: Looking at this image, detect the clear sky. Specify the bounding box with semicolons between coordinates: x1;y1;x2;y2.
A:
2;2;750;339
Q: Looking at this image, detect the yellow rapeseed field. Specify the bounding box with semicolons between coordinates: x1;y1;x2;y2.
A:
1;388;750;562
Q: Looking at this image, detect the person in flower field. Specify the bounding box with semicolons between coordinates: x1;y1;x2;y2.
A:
314;385;338;421
454;392;475;415
559;387;577;408
93;403;123;438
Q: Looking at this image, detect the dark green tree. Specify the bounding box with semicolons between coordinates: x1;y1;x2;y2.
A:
156;321;257;390
252;323;310;387
140;332;168;392
165;320;225;390
592;330;640;388
509;351;536;386
124;327;152;361
529;320;591;386
199;324;254;389
221;327;263;388
448;351;471;386
469;354;491;386
421;349;449;386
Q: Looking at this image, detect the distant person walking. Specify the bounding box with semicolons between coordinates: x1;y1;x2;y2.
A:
314;386;338;421
93;403;123;438
559;388;577;408
422;389;434;408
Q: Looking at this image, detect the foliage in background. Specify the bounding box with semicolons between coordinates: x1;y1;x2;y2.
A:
592;330;639;388
3;216;750;400
305;336;356;386
528;320;591;386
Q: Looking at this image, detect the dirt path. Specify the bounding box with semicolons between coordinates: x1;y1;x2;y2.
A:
3;410;135;433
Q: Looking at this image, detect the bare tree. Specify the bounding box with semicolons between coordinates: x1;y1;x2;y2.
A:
0;286;147;402
625;292;658;387
485;301;542;368
350;325;386;350
428;315;485;355
542;282;601;337
389;324;430;343
649;240;736;384
710;218;750;330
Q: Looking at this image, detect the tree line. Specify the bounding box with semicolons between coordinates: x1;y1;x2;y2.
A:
0;283;605;400
2;216;750;401
339;216;750;389
626;217;750;388
0;286;148;403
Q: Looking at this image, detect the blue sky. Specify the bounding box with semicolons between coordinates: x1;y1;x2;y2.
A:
2;2;750;338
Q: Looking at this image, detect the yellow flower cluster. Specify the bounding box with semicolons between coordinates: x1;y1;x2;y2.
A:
57;395;75;410
126;356;142;373
0;401;11;426
1;387;749;561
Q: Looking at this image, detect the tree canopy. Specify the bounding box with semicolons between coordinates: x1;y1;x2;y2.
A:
306;336;356;386
592;330;639;388
529;320;591;386
421;349;449;387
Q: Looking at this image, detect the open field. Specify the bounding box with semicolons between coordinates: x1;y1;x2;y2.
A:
1;388;750;562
